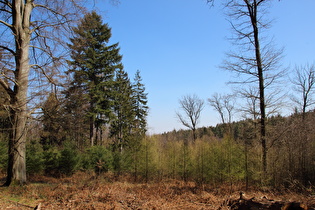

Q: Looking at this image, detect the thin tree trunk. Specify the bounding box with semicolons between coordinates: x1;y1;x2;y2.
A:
192;128;197;141
89;117;95;146
145;137;149;183
247;0;267;177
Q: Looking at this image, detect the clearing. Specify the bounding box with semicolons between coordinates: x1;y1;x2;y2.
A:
0;172;314;209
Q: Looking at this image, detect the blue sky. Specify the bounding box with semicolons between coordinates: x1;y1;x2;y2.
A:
94;0;315;134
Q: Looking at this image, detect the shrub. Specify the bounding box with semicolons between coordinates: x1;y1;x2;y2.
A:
43;146;61;176
26;140;44;175
58;143;80;176
83;146;113;174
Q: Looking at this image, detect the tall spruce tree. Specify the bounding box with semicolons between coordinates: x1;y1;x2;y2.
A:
129;70;148;181
110;68;134;151
67;11;123;146
132;70;149;136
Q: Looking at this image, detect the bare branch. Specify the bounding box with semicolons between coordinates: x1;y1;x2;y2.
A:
33;3;68;18
0;19;12;28
0;78;14;97
0;45;15;56
176;112;193;130
30;64;59;86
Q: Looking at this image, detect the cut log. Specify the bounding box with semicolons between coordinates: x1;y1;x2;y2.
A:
34;203;41;210
226;192;308;210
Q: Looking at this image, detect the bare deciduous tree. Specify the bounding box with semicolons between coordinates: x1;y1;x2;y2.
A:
208;93;235;124
208;0;284;176
176;94;204;141
291;63;315;118
208;93;226;124
208;93;235;134
289;64;315;184
0;0;84;186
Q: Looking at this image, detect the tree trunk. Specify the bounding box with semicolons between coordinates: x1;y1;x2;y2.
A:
192;127;197;141
6;103;28;186
4;0;32;186
89;118;96;146
247;0;267;177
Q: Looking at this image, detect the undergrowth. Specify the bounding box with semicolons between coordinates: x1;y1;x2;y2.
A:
0;172;314;209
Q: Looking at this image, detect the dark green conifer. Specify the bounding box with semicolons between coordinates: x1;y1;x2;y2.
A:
67;11;123;146
132;70;149;136
110;68;134;151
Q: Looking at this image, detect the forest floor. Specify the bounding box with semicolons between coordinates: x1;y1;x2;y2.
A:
0;172;315;209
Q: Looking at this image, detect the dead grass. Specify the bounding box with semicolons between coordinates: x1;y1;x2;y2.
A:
0;172;314;209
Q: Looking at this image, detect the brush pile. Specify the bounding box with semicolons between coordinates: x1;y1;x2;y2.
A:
225;192;310;210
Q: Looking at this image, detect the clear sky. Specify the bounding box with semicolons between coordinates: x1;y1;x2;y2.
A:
93;0;315;134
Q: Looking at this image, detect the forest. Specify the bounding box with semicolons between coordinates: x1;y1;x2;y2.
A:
1;0;315;209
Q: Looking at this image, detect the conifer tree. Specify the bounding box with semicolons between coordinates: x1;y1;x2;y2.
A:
62;85;90;148
40;92;64;147
128;70;149;180
132;70;149;136
110;68;134;151
67;11;123;146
